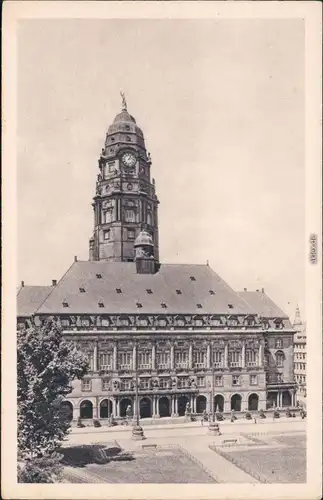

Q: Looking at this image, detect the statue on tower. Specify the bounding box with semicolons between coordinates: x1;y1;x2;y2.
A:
120;90;127;111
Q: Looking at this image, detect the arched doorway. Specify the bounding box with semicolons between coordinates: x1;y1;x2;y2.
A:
80;400;93;419
231;394;242;412
140;397;152;418
178;395;189;416
61;401;73;422
120;398;132;417
282;391;292;407
196;395;207;414
159;397;170;417
248;393;259;411
100;399;113;418
214;394;224;413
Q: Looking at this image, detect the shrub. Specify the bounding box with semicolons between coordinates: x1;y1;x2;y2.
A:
18;453;63;483
273;410;280;418
258;409;266;419
245;411;252;420
215;412;224;421
76;417;85;428
93;419;101;428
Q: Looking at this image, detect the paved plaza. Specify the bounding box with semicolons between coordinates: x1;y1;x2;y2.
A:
60;417;306;484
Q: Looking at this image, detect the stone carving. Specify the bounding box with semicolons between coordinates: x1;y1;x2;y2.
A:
152;379;159;389
113;380;120;391
171;377;177;388
189;377;197;388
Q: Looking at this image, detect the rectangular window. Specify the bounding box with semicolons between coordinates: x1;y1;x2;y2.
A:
139;378;150;390
104;230;110;240
157;351;170;369
178;377;189;388
121;379;132;391
118;351;132;370
138;351;152;370
125;209;136;222
232;375;240;386
275;338;282;348
246;349;257;367
127;229;135;240
229;350;241;367
212;350;223;368
81;379;91;391
250;375;258;385
197;376;205;387
99;352;113;371
215;375;223;386
61;319;70;327
159;378;169;389
193;350;206;368
175;350;189;369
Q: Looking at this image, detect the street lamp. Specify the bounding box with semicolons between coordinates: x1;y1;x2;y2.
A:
208;363;221;435
132;340;145;440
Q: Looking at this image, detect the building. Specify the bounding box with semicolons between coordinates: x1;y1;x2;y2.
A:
293;305;307;406
17;96;297;422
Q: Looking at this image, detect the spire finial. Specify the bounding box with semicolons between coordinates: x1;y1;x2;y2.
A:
293;304;302;326
120;90;127;111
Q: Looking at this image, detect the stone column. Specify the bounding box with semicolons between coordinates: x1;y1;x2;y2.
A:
112;398;117;417
116;398;120;418
258;343;263;367
241;342;245;368
113;344;117;371
155;396;160;417
207;344;211;369
152;344;156;370
93;342;98;372
133;344;137;371
193;395;197;413
224;343;229;368
189;344;193;369
170;344;175;370
74;406;80;420
174;395;178;415
171;395;175;416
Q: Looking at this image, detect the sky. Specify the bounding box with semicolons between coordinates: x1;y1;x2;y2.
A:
17;18;305;321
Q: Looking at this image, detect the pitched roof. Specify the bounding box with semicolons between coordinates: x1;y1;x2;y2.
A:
237;290;288;319
36;261;257;316
17;286;53;317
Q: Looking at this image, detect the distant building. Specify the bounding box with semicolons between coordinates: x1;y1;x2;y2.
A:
17;97;298;422
293;305;307;406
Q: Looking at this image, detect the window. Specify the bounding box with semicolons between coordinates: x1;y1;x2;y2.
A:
126;136;131;142
190;276;196;281
250;375;258;385
102;318;110;327
275;338;282;348
209;290;215;295
96;273;102;279
159;378;169;389
116;288;122;294
62;301;69;308
196;304;203;309
104;211;112;224
138;317;148;327
276;351;284;367
99;353;112;371
118;352;132;370
246;349;257;367
232;375;241;386
161;303;167;308
193;350;206;368
121;379;132;391
178;377;189;388
157;351;170;369
277;373;283;383
81;318;90;327
197;376;205;387
102;379;111;390
118;317;129;326
176;289;182;295
136;303;143;308
215;375;223;386
228;304;234;309
229;350;241;367
61;318;70;327
125;209;136;222
79;287;86;293
125;125;130;131
275;320;283;329
138;351;152;369
127;229;135;240
104;230;110;240
81;379;91;391
212;350;223;368
175;350;188;368
227;317;238;326
98;302;105;308
146;289;153;294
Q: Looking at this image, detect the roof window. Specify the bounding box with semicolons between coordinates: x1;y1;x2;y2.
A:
190;276;196;281
228;304;234;309
79;287;86;293
176;289;182;295
116;288;122;294
136;303;143;308
161;303;167;308
62;301;69;308
197;304;203;309
146;289;153;294
209;290;215;295
96;273;102;279
98;301;105;308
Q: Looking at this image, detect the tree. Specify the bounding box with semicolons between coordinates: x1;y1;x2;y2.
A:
17;319;89;460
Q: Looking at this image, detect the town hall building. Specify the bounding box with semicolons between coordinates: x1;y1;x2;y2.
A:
17;96;297;423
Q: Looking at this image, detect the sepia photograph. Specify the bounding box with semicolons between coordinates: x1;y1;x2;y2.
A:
2;1;322;499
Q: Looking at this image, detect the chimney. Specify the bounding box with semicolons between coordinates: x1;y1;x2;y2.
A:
261;287;265;293
52;279;57;286
256;289;259;292
74;255;78;262
21;280;24;287
243;287;247;292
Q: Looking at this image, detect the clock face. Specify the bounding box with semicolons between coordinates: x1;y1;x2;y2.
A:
122;152;136;168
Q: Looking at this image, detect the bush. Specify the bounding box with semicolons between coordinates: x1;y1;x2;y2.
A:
76;417;85;428
18;453;63;483
273;410;280;418
215;412;224;421
93;419;101;428
285;408;291;418
245;411;252;420
258;409;266;419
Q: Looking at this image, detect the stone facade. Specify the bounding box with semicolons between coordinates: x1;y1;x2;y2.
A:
293;306;307;406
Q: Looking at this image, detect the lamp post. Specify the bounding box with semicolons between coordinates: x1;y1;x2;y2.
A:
132;340;145;440
208;363;221;435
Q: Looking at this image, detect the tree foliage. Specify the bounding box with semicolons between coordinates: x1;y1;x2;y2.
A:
17;319;89;459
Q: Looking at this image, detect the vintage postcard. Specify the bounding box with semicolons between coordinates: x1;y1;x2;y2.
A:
2;1;322;499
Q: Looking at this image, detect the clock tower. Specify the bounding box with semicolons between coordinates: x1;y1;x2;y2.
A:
89;94;160;262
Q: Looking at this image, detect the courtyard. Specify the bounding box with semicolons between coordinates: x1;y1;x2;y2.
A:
61;418;306;484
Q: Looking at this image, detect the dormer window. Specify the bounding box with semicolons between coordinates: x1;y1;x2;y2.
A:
62;301;69;308
228;304;233;309
209;290;215;295
98;302;105;308
161;303;167;309
176;289;182;295
126;136;131;142
196;304;202;309
190;276;196;281
96;273;102;279
136;303;143;308
104;230;110;240
146;289;153;294
79;287;86;293
116;288;122;294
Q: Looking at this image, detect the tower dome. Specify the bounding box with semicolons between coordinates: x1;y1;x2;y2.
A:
134;230;154;248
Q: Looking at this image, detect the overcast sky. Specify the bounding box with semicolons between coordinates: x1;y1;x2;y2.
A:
17;18;305;321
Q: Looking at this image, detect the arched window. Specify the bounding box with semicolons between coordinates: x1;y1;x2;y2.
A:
276;350;284;367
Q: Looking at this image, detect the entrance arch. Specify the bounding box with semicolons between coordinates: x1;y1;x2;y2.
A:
214;394;224;413
80;400;93;419
140;397;152;418
61;401;73;422
178;395;189;416
196;395;207;413
120;398;132;417
100;399;113;418
248;393;259;411
282;391;292;407
231;394;242;412
159;397;170;417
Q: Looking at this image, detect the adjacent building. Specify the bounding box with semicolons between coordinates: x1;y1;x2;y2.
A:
293;305;307;406
17;97;297;422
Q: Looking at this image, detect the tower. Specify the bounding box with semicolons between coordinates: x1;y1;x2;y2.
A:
89;94;159;262
293;304;302;326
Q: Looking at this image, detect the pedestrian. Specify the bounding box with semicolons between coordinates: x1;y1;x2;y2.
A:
201;414;204;426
